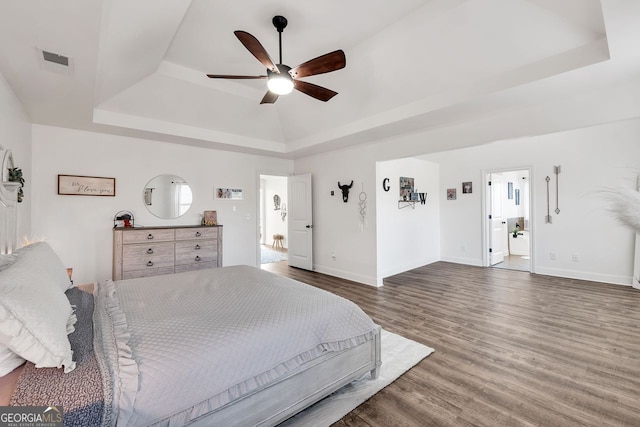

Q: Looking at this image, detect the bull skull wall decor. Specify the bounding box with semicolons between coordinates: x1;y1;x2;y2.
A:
338;181;353;202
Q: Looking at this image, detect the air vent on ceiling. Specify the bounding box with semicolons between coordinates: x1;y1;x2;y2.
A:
36;47;74;75
42;50;69;66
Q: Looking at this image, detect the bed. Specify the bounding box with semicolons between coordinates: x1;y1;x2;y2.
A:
0;242;381;426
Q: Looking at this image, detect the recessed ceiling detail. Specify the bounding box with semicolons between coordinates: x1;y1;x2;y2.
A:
4;0;637;159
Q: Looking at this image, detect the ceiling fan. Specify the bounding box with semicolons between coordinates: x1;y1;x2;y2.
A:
206;15;346;104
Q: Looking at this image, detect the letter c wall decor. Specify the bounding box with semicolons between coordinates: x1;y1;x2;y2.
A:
382;178;390;192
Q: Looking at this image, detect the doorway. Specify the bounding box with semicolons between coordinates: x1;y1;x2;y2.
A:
259;175;288;265
484;168;532;272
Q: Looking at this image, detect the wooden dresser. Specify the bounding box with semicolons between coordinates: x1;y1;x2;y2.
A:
113;225;223;280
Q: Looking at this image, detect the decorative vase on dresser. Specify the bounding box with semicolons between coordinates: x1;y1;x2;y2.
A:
113;225;223;280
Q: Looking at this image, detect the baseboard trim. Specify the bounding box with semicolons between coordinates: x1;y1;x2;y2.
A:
378;257;440;281
533;266;632;286
440;256;484;267
313;265;381;288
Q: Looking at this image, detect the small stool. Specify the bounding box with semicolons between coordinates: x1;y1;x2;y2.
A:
272;234;284;249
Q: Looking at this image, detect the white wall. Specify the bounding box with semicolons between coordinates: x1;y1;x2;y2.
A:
0;72;31;241
376;157;440;279
17;74;640;288
294;147;378;286
261;175;288;247
31;125;293;285
295;115;640;287
423;118;640;285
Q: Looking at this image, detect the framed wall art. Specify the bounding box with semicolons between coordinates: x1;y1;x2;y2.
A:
216;187;243;200
447;188;457;200
462;182;472;194
58;175;115;196
399;176;414;201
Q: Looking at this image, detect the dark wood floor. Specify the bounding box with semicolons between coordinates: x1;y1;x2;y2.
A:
262;261;640;427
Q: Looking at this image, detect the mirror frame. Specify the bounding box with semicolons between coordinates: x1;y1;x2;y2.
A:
143;174;193;219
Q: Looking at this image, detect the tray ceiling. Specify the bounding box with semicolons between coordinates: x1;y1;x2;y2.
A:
2;0;639;158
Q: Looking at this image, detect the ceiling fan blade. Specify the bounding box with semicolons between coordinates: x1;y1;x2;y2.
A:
234;31;277;72
289;50;346;79
260;91;279;104
293;80;338;102
206;74;267;79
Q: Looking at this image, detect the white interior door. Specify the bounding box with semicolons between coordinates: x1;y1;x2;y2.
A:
489;173;505;265
288;174;313;270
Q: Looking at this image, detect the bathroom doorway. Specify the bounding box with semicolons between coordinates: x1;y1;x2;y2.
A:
484;168;532;272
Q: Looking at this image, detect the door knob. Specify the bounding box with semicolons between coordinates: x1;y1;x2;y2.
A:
305;225;313;228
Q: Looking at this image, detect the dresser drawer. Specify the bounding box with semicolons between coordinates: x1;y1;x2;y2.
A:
175;240;217;254
123;229;175;244
123;253;175;272
175;262;218;273
123;267;175;280
123;242;174;258
175;252;217;266
175;227;218;241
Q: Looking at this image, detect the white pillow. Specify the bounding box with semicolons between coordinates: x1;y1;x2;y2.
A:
11;242;73;291
0;244;76;373
0;254;17;271
0;343;25;376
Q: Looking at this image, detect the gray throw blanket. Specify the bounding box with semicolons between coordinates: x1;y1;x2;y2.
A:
10;288;105;426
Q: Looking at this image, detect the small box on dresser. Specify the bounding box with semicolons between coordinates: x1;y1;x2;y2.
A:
113;225;223;280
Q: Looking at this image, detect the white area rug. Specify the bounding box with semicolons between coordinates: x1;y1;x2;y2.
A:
281;329;435;426
261;246;288;264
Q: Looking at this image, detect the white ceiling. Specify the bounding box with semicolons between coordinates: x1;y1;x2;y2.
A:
1;0;639;158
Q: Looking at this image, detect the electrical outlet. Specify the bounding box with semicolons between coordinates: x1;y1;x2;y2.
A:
331;251;336;260
461;245;466;253
550;252;556;260
572;254;579;262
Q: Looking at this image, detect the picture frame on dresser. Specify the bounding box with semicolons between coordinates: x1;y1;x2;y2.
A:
203;210;217;226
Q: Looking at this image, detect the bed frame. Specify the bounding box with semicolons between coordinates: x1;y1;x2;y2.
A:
191;329;381;426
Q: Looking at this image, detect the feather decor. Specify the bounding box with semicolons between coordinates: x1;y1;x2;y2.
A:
605;184;640;232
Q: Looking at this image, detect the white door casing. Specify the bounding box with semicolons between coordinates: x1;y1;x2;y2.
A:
288;174;313;270
489;173;505;266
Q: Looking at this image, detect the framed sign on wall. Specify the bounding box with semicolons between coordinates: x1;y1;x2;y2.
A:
58;175;116;196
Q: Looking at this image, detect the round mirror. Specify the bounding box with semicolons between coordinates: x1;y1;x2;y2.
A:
143;174;193;219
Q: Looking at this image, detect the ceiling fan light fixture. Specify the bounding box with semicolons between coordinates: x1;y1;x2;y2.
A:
267;75;294;95
206;16;345;103
267;65;294;95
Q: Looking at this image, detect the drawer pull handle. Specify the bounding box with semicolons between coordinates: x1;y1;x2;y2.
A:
147;248;154;254
195;256;201;262
147;261;154;267
147;234;154;240
195;245;201;250
195;232;202;237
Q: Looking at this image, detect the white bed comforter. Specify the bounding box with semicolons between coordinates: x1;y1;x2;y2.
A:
93;265;379;426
